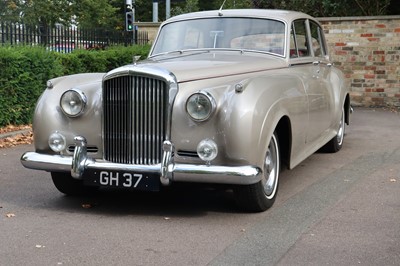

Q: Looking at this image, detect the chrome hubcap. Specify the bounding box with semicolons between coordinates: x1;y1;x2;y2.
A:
263;134;279;199
337;110;345;146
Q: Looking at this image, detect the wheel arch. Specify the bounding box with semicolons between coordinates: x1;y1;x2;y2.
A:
275;116;292;170
344;93;351;125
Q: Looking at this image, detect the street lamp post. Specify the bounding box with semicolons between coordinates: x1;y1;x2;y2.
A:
166;0;170;19
153;0;158;22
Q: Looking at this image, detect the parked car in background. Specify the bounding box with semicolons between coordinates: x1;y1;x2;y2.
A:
47;41;76;53
21;9;350;212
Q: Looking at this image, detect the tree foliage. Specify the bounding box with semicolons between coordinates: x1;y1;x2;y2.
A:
0;0;398;29
0;0;19;22
73;0;121;29
171;0;199;17
0;44;151;127
8;0;74;26
212;0;254;9
260;0;392;17
182;0;397;17
1;0;123;29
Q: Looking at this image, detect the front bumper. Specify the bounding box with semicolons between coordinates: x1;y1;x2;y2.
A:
21;136;262;186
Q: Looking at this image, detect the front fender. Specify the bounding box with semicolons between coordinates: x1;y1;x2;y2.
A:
170;72;308;168
221;74;308;167
33;73;105;155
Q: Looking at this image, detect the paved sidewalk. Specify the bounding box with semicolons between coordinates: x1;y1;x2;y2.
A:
278;108;400;265
211;107;400;266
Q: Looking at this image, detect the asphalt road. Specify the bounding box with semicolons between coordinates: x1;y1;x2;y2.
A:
1;108;399;266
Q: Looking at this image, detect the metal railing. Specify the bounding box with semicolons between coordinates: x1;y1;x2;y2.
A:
0;22;149;51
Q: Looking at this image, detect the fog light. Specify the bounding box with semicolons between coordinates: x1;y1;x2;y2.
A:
48;132;66;152
197;139;218;163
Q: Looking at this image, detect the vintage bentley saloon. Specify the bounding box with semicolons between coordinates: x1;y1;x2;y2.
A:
21;9;350;212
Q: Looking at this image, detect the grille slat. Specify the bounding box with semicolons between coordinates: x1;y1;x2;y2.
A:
103;75;167;165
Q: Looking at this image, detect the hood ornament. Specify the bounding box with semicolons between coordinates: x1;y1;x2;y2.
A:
133;55;141;65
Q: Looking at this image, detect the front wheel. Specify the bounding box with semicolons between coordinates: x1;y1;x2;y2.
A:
51;172;97;195
234;132;280;212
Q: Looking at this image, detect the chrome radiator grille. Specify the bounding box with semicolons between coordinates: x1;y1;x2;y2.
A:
103;75;168;165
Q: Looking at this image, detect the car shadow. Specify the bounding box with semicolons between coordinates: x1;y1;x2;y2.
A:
49;183;240;217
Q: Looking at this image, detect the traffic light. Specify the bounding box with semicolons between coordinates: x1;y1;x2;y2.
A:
125;11;134;31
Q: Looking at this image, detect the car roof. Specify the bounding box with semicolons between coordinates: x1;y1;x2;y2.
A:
166;9;314;24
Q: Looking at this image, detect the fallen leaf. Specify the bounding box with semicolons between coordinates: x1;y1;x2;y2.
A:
0;125;33;148
6;213;15;218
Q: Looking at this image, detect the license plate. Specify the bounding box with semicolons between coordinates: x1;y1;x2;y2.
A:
84;170;160;191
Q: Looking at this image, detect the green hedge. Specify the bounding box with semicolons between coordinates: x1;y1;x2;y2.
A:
0;44;150;127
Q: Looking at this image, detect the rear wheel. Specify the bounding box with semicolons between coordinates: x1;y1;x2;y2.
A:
321;107;345;153
51;172;97;195
234;132;280;212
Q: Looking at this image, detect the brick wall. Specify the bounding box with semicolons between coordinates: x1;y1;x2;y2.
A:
138;16;400;108
135;22;160;44
320;16;400;107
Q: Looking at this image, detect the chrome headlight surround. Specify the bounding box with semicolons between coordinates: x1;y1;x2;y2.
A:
186;91;216;122
60;89;87;117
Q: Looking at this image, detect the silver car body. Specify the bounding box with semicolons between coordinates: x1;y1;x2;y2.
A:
21;9;350;210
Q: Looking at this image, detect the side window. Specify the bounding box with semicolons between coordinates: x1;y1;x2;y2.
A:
309;21;326;57
290;20;310;58
230;33;285;55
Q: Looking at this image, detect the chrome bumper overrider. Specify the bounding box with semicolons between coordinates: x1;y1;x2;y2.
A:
21;136;262;186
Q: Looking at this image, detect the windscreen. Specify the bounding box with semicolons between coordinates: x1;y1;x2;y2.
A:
151;17;286;56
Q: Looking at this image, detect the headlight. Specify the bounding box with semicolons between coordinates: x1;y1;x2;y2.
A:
60;89;87;117
186;91;216;121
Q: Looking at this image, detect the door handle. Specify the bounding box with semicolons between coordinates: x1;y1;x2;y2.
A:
313;61;321;74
